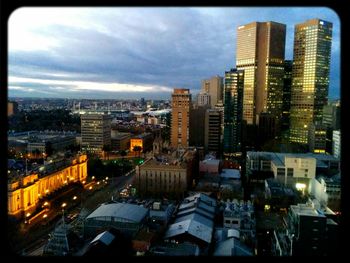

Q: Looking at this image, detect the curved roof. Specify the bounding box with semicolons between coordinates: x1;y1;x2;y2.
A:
86;202;148;223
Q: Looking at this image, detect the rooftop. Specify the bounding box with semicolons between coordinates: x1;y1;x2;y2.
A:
86;202;148;223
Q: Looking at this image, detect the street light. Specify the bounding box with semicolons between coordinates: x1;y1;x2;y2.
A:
73;196;77;200
61;203;67;221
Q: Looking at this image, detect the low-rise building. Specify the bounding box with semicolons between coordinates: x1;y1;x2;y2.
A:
135;149;197;198
130;132;153;153
8;154;88;219
110;131;130;152
246;151;340;194
164;193;217;250
84;202;149;239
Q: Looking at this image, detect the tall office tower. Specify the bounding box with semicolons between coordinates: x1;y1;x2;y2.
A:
322;103;340;153
204;109;222;154
282;60;293;134
289;19;333;144
214;100;225;151
236;21;286;126
197;92;211;107
201;75;223;108
322;103;340;130
332;130;341;159
308;122;327;153
223;69;244;156
189;104;208;148
81;113;112;154
171;88;191;148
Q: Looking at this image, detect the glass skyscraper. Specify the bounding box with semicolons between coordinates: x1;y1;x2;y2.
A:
289;19;333;144
236;21;286;126
223;69;244;155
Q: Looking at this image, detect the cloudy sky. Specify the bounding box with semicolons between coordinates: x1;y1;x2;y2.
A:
8;7;340;100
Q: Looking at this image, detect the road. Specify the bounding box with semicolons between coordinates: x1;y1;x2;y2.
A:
12;171;136;256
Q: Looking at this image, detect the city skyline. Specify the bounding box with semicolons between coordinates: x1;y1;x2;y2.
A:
8;7;340;100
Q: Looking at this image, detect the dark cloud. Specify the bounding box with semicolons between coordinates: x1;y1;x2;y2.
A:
9;7;340;99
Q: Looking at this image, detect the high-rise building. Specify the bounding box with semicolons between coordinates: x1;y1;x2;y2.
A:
201;75;223;108
322;103;340;154
308;122;327;154
189;105;208;148
282;60;293;134
332;130;341;159
81;113;112;154
171;89;191;148
236;21;286;126
197;92;211;107
214;100;225;152
204;109;222;154
322;104;340;130
289;19;333;144
223;69;244;156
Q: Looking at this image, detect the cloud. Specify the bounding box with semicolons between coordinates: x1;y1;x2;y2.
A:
8;7;340;99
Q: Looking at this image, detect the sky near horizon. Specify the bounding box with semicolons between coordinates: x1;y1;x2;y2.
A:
8;7;340;100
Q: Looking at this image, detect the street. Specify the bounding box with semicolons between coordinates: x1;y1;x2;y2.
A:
11;170;136;256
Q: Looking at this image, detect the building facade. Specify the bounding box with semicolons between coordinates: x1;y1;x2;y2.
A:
223;69;244;156
332;130;341;158
197;92;211;107
81;113;112;153
171;89;191;149
189;105;208;148
236;21;286;126
201;75;223;108
204;109;222;154
282;60;293;134
8;154;88;218
289;19;333;144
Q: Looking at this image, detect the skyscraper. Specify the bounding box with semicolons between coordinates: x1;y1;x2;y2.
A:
282;60;293;134
223;69;244;156
204;109;222;154
201;75;223;108
81;113;112;154
289;19;333;144
236;21;286;126
171;88;191;148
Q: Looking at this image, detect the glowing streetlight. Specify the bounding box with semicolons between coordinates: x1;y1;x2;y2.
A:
92;176;95;180
105;177;108;180
73;196;77;200
61;203;67;208
26;212;31;217
89;186;93;190
43;201;49;206
45;189;49;194
43;214;47;219
97;181;100;185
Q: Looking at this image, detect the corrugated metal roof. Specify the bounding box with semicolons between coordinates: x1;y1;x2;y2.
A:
86;202;148;223
90;231;115;246
164;219;213;243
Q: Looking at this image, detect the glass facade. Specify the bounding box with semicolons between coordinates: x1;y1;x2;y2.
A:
223;69;244;155
290;19;332;144
236;21;286;126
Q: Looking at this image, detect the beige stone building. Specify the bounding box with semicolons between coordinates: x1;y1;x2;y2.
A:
8;154;88;218
135;149;197;198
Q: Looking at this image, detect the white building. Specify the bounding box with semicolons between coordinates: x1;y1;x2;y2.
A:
246;152;339;194
332;130;341;158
